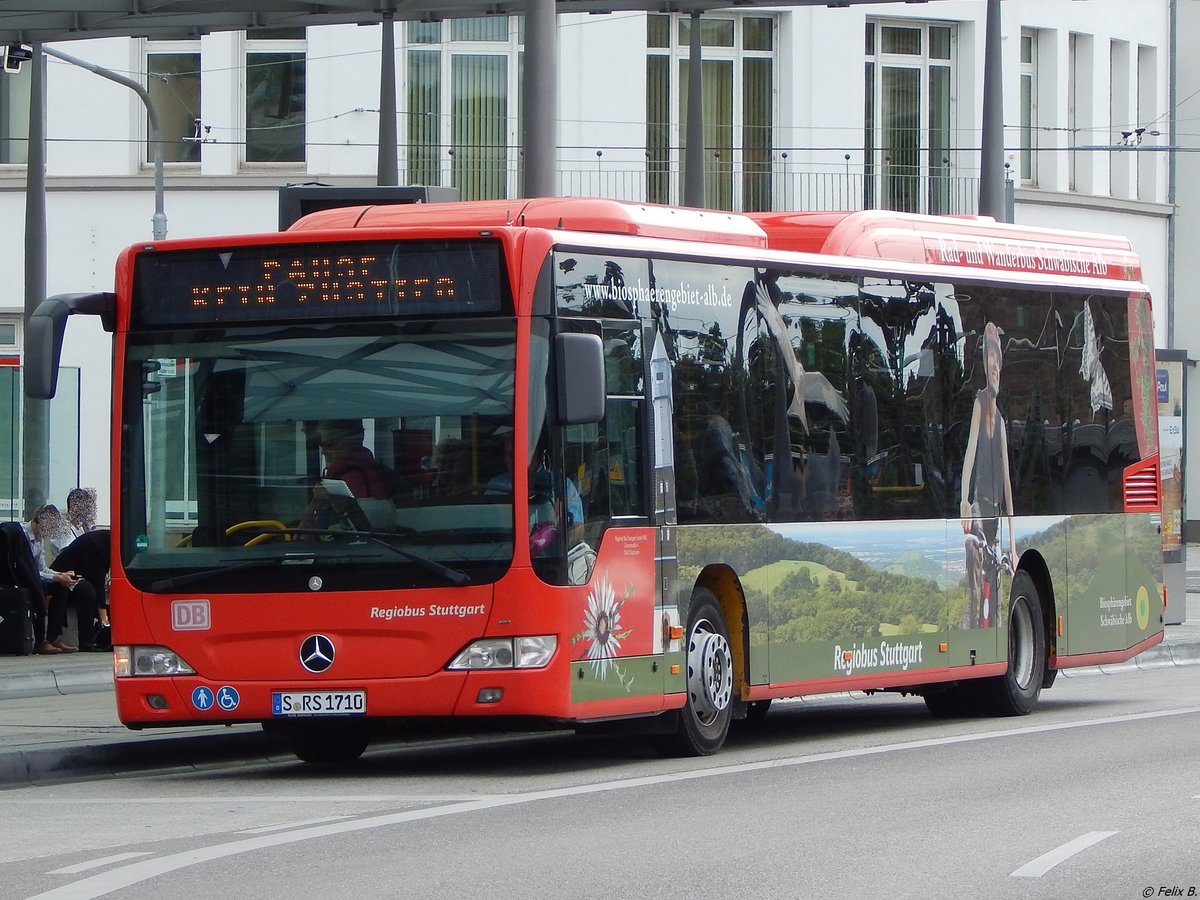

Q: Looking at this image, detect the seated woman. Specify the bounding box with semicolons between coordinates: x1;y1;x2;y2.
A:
301;420;393;531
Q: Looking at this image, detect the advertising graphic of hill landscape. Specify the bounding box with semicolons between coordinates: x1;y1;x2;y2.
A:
675;514;1156;668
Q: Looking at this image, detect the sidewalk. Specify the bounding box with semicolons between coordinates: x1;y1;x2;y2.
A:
1;566;1198;786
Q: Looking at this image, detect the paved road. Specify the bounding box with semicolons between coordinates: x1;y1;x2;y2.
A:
1;589;1196;788
3;667;1198;900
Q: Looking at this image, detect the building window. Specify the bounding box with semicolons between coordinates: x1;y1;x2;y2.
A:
1137;44;1158;201
1110;39;1131;199
404;17;522;200
244;28;306;164
0;64;30;165
1068;33;1094;194
145;43;201;164
1020;30;1038;185
864;19;955;214
645;13;775;211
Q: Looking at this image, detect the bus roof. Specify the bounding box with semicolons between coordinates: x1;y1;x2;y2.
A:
288;196;770;249
745;208;1143;283
289;198;1142;284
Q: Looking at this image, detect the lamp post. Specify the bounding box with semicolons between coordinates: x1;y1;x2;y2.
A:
41;44;166;239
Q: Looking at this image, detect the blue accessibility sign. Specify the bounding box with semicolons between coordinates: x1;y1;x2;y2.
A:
191;686;214;711
216;686;240;711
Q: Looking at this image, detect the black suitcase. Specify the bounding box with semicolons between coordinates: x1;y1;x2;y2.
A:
0;586;34;656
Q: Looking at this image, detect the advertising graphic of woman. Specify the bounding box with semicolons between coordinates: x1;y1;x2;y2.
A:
960;322;1016;629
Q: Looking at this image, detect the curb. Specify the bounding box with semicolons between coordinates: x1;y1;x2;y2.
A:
0;668;112;701
0;728;289;787
1058;638;1200;677
1167;641;1200;666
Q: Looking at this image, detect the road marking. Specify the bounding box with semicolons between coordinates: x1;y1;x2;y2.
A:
29;705;1200;900
1010;831;1119;878
237;816;351;835
48;854;152;875
6;795;496;804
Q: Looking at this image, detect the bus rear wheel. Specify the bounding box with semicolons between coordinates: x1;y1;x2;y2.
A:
975;570;1046;716
654;589;734;757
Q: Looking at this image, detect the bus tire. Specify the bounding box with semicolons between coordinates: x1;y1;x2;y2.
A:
744;699;772;723
265;722;370;765
653;589;734;757
977;570;1046;716
923;684;972;718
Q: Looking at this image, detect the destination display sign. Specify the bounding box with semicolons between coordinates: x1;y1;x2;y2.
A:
131;238;509;326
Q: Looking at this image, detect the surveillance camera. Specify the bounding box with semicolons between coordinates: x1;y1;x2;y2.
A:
2;43;33;74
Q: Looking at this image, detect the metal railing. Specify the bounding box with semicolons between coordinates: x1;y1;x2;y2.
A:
402;146;981;215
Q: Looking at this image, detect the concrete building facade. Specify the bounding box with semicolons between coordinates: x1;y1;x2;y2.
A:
0;0;1173;520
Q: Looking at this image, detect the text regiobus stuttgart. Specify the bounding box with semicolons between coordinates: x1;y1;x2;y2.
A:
27;198;1165;763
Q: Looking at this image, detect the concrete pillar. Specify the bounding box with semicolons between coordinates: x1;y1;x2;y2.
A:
377;10;398;186
522;0;558;197
979;0;1006;221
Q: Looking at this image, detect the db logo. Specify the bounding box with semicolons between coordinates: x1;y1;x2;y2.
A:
172;600;211;631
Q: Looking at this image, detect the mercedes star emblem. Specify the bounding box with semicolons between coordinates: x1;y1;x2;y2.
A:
299;634;335;673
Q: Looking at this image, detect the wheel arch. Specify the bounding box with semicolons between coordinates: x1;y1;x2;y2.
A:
693;564;750;702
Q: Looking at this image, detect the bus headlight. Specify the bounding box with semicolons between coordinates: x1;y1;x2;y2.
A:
448;636;557;670
113;645;197;678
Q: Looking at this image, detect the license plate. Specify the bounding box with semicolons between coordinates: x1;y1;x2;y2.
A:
271;690;366;716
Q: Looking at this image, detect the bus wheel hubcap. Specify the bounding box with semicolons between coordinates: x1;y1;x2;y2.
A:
688;621;732;724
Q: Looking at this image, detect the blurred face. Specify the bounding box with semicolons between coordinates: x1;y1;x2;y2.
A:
319;431;357;464
32;510;57;538
985;343;1001;395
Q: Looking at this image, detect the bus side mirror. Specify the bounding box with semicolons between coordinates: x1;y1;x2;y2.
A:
24;292;116;399
555;332;605;425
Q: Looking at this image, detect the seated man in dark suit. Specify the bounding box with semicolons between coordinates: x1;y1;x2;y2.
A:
51;529;110;651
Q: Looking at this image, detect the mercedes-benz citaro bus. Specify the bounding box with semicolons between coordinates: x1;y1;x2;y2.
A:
26;198;1165;764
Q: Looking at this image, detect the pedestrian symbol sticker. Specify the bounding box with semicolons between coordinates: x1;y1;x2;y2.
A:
191;686;214;711
216;686;240;711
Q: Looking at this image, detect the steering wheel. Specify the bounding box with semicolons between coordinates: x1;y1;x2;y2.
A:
226;519;292;546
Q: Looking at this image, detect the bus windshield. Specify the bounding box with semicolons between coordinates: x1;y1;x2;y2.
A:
121;318;518;592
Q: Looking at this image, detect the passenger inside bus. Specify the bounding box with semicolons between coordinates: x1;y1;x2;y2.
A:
300;420;394;530
483;433;584;549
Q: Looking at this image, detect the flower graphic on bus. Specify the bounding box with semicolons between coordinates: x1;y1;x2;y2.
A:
572;572;635;690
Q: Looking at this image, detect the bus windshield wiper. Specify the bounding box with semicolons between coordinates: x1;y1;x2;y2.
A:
260;529;471;586
359;533;471;586
150;552;315;592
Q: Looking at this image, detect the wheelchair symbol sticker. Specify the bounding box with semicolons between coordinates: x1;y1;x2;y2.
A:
216;686;240;711
191;686;214;711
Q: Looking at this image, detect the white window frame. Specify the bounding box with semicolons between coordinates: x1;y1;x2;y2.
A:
1020;29;1038;186
864;19;958;215
141;38;203;169
0;316;19;351
646;12;777;211
240;29;307;169
401;17;524;199
0;62;31;167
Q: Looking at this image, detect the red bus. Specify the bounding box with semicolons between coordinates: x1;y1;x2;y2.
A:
27;198;1164;763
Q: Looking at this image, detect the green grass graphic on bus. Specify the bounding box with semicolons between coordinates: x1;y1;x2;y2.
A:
676;514;1158;684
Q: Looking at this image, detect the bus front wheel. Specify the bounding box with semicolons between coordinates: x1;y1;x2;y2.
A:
654;588;734;757
264;721;370;765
